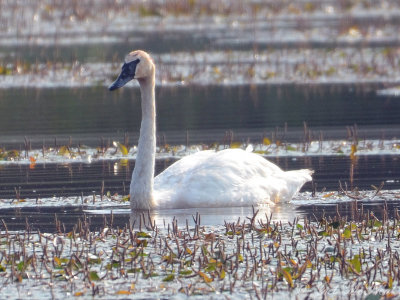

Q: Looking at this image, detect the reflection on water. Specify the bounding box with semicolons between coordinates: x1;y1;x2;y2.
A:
1;200;400;232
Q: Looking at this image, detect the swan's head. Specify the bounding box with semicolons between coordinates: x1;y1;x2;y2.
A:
109;50;155;91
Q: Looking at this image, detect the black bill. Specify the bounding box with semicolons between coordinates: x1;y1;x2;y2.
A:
109;59;140;91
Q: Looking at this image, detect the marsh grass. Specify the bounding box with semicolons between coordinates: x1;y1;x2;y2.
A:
1;202;400;298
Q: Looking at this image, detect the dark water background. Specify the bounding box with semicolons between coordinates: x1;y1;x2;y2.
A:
1;84;399;147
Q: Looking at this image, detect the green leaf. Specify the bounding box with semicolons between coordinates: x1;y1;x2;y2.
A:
0;265;5;272
136;232;151;238
348;255;361;273
205;263;216;272
127;268;141;273
296;224;303;230
89;271;100;281
179;269;192;276
162;274;175;282
17;261;25;271
318;230;329;237
343;227;351;239
286;145;297;151
88;258;102;264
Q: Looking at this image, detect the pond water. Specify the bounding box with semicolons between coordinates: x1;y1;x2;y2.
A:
2;199;400;232
0;153;400;231
1;84;400;148
1;83;400;232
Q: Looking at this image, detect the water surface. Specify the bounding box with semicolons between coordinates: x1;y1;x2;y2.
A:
1;84;399;148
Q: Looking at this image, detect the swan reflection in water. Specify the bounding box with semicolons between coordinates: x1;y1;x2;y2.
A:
86;204;300;229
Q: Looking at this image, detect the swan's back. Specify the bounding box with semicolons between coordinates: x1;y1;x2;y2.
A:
154;149;312;208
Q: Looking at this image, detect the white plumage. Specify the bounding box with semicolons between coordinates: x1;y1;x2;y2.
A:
154;149;312;208
109;50;313;210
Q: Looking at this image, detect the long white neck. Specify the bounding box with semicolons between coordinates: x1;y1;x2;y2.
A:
130;73;156;210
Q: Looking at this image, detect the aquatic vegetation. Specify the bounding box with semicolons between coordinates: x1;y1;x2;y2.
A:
0;136;399;166
1;0;400;89
1;48;400;88
2;207;400;298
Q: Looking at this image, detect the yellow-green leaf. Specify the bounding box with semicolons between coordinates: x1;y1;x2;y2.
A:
388;275;393;289
162;274;175;282
199;271;213;283
54;257;61;267
179;269;192;276
58;146;69;156
136;231;151;238
219;269;226;280
286;145;297;151
323;192;335;198
343;227;352;239
263;138;271;145
348;255;361;273
282;269;294;288
115;290;131;295
113;141;129;155
230;142;242;149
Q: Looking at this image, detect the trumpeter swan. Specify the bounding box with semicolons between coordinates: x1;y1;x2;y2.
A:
109;50;313;210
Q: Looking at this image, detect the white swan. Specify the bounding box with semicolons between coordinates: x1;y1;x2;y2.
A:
109;50;313;210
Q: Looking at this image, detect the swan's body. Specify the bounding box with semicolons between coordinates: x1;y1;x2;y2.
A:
109;50;313;210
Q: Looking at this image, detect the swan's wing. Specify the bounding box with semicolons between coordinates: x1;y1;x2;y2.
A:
154;149;312;208
155;150;216;186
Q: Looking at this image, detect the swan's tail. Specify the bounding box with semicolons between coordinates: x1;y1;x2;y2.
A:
276;169;313;203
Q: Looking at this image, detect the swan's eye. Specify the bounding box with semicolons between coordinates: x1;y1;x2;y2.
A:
121;59;140;78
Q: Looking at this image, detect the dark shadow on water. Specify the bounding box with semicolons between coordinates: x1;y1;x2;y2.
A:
1;200;399;233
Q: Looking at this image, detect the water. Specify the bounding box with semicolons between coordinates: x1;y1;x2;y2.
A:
2;196;400;232
1;84;400;232
1;84;400;148
1;154;400;231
